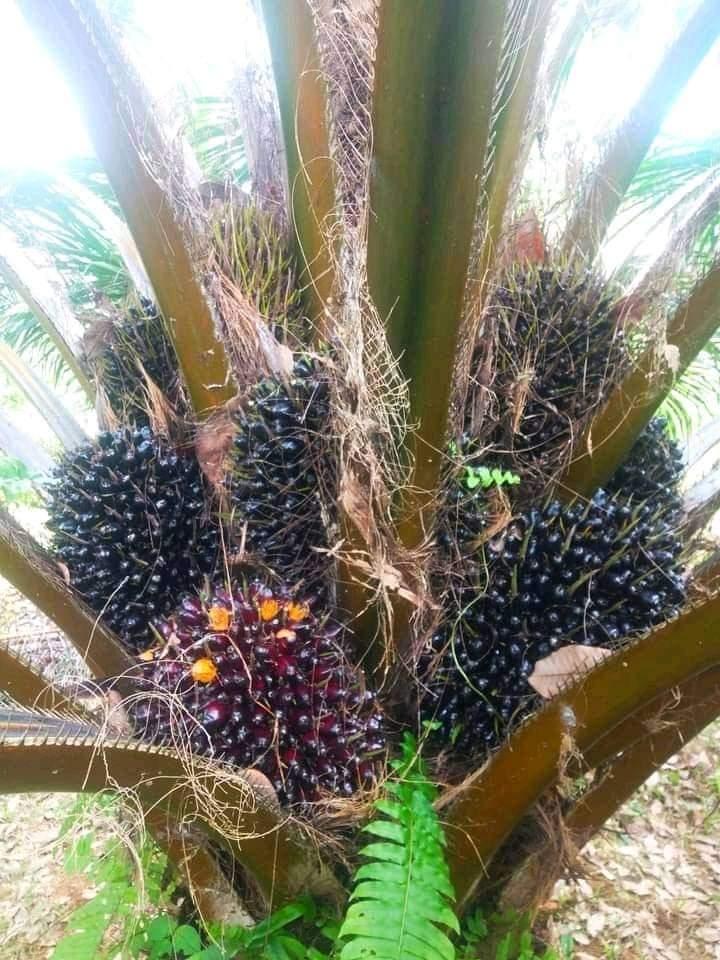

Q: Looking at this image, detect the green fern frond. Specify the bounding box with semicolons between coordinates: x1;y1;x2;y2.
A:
338;734;459;960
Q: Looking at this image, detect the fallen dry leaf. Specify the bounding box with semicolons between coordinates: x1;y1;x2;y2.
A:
528;644;613;698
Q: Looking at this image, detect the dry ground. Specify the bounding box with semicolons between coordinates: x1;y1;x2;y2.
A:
543;721;720;959
0;580;718;959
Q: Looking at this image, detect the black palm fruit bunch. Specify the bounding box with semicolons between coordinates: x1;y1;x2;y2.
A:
229;355;336;604
90;298;184;425
47;427;219;650
466;263;625;497
605;416;684;518
423;420;686;754
127;580;384;805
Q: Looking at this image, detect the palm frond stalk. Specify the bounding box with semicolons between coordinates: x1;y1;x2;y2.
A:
0;712;338;909
561;256;720;495
260;0;336;335
369;1;506;522
441;593;720;908
17;0;235;416
0;506;131;678
0;643;70;710
0;226;93;398
0;413;54;474
564;665;720;842
0;341;87;450
484;664;720;910
562;0;720;260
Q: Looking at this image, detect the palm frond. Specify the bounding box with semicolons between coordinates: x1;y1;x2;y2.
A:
1;170;133;305
624;136;720;215
0;225;93;398
562;0;720;260
186;95;249;184
658;349;720;440
0;340;87;449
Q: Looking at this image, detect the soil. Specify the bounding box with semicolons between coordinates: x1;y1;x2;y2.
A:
0;581;718;959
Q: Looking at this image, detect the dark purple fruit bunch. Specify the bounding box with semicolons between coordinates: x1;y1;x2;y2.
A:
47;427;218;650
93;298;183;425
424;478;686;753
128;581;384;805
466;264;624;494
605;417;684;519
230;356;335;603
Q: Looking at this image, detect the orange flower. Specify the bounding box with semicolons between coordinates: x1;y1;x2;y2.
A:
191;658;218;684
286;601;310;623
207;605;232;632
259;597;280;622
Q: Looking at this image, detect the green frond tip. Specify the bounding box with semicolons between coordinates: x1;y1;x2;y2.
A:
338;733;458;960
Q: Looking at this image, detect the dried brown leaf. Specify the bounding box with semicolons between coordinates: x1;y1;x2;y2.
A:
529;644;613;699
195;406;240;489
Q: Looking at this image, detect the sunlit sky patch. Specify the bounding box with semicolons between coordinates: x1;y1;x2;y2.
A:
0;0;717;175
0;0;263;172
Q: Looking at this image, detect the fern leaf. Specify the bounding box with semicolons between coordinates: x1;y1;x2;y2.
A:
338;734;458;960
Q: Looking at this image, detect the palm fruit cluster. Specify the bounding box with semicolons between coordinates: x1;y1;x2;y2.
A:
230;356;335;604
47;427;218;651
128;581;384;805
91;298;183;425
424;421;686;753
466;264;624;495
605;417;684;518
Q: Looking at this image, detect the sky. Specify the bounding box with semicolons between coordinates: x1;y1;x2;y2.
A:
0;0;264;172
549;0;720;145
0;0;717;176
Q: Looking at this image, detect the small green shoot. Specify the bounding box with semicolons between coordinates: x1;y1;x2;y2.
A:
464;464;521;491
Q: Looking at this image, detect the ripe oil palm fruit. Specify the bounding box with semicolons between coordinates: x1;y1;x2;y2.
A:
128;580;383;805
2;0;720;927
47;427;219;650
228;356;336;604
86;298;185;426
464;262;624;497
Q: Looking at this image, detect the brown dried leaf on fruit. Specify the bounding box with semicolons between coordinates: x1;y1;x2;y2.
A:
529;644;613;699
195;406;239;489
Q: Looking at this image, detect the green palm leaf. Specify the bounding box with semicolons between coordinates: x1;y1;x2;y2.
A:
338;734;458;960
625;136;720;215
186;95;249;184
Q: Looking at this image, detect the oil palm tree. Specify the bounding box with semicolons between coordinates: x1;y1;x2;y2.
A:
1;0;720;944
